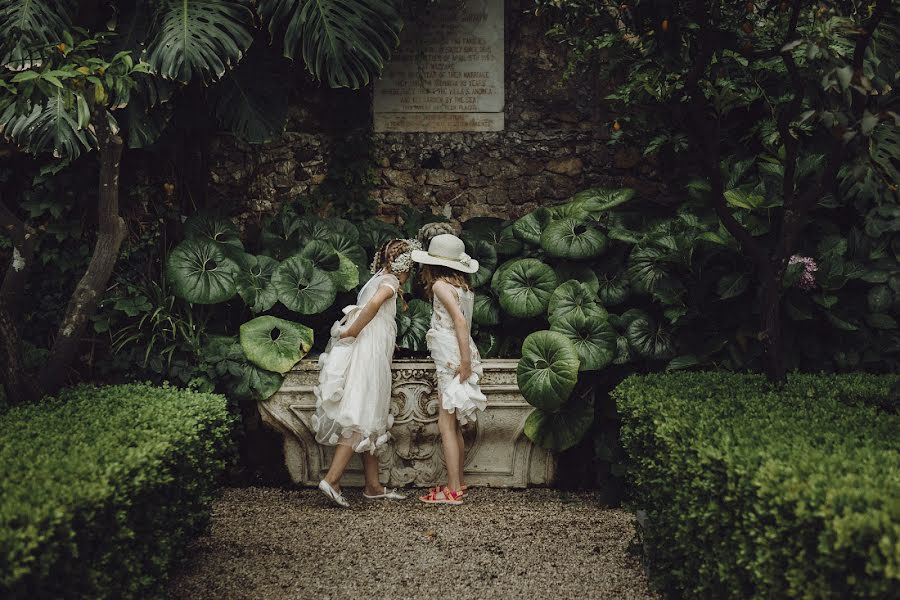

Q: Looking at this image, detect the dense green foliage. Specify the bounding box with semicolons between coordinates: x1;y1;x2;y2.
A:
614;372;899;599
0;383;234;599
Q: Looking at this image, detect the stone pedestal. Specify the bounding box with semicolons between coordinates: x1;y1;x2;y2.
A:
258;359;556;488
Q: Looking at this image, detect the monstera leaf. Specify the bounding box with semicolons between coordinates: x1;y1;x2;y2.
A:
0;0;72;69
554;263;600;296
475;330;500;358
551;313;616;371
2;90;93;161
272;256;336;314
597;270;631;306
240;315;314;374
358;219;402;250
512;207;552;245
541;218;609;260
259;0;402;89
571;187;635;217
396;299;432;352
464;237;498;288
166;239;239;304
626;314;675;360
146;0;255;83
516;331;580;411
473;292;501;326
495;259;559;318
184;214;243;248
548;281;607;325
235;254;279;313
524;388;594;451
209;46;292;143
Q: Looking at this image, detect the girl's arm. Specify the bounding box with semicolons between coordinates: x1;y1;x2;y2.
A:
340;284;396;339
433;281;472;381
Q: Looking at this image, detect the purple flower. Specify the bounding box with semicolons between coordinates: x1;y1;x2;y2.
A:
789;255;817;291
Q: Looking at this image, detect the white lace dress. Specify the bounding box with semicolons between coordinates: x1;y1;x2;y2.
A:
426;283;487;425
311;271;399;454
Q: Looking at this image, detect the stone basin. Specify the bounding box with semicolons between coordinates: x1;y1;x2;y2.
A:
258;358;556;488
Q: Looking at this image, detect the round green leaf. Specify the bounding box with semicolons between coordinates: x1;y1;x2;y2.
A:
613;336;632;365
626;315;675;360
299;240;341;273
272;256;336;314
512;207;552;245
495;225;524;257
571;187;635;217
239;315;314;374
184;214;243;248
464;237;498;288
548;201;590;221
166;239;239;304
475;330;500;358
548;281;607;325
473;292;501;326
325;218;360;243
554;263;600;296
541;218;609;260
235;254;279;313
597;271;631;306
496;259;559;318
516;330;580;411
329;233;368;268
551;313;616;371
358;219;402;250
491;258;519;291
396;299;432;352
234;363;285;401
524;390;594;452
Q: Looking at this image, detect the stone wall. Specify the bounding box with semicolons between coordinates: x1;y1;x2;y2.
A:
206;0;658;225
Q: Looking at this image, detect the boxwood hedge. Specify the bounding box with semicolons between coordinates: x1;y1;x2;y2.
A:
0;383;234;599
614;372;899;599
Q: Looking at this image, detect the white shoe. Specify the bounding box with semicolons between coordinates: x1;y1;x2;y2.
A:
363;486;407;500
318;480;350;508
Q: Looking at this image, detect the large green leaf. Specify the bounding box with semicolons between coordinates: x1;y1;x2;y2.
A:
464;237;498;288
512;207;552;245
272;256;336;314
396;298;432;352
524;389;594;451
259;0;402;89
184;214;243;248
554;263;600;296
166;239;239;304
299;239;342;276
626;315;675;360
495;258;559;318
541;218;608;260
627;246;671;294
233;362;285;400
473;292;501;326
240;315;313;374
235;254;279;313
516;330;580;411
461;217;505;237
597;273;631;306
358;219;402;250
548;281;607;325
0;0;72;69
1;90;93;160
550;313;616;371
146;0;255;83
571;187;635;217
209;47;292;143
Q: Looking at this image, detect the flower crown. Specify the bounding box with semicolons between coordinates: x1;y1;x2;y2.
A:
370;239;422;274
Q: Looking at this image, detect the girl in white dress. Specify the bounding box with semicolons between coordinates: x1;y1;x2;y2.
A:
411;234;487;505
312;238;420;507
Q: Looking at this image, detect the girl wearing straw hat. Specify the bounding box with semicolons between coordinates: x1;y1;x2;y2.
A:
412;234;487;505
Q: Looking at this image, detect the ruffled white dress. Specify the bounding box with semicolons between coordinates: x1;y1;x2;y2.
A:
427;283;487;425
311;271;399;454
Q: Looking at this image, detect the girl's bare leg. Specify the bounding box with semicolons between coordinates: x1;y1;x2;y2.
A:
361;453;384;496
455;423;466;488
324;444;355;492
438;406;462;491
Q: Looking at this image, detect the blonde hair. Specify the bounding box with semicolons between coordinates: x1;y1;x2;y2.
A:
371;239;411;275
420;264;470;300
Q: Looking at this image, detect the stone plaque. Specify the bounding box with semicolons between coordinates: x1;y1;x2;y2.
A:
373;0;504;132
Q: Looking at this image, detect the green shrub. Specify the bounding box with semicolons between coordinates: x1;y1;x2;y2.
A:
614;372;900;599
0;383;234;599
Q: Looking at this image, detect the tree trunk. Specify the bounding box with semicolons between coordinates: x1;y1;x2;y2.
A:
39;117;126;395
759;266;786;384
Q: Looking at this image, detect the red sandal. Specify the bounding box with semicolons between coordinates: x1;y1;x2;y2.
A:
418;486;463;505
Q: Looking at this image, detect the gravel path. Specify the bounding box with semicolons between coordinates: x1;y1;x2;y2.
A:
168;487;661;600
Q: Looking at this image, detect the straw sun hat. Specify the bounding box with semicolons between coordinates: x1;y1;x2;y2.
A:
411;233;479;274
